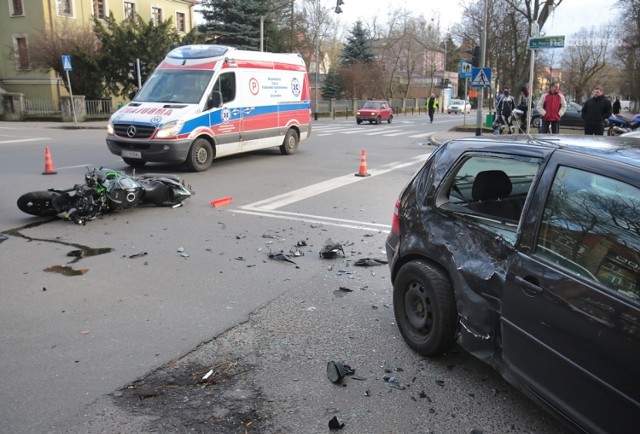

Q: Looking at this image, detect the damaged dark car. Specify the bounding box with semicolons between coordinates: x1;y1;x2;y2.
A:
385;135;640;433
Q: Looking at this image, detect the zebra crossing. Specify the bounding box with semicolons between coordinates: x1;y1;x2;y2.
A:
311;119;446;138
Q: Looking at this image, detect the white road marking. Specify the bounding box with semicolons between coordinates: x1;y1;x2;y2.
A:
0;137;51;144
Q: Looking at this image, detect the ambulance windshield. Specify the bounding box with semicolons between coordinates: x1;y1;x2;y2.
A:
134;69;214;104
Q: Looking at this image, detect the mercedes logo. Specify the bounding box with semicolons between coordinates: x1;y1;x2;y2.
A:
126;125;137;138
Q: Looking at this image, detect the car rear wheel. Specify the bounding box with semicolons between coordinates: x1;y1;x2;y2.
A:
387;115;393;124
393;260;457;356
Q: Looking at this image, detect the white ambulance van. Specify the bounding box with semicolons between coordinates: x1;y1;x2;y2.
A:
106;45;312;171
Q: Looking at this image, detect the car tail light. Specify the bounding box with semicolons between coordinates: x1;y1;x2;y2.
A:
391;199;401;235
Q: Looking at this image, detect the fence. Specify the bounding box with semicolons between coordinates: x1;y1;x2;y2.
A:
314;98;431;119
16;98;114;120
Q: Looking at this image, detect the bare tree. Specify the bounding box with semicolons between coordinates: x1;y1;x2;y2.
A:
614;0;640;109
561;27;612;103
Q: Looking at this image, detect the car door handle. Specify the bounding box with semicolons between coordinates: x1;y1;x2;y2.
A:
514;275;543;297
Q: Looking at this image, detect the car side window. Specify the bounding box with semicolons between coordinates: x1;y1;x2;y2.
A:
213;72;236;103
536;166;640;302
440;156;540;221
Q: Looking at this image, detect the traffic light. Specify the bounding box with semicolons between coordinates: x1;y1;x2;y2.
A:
335;0;344;14
127;61;136;79
471;46;480;67
139;60;147;78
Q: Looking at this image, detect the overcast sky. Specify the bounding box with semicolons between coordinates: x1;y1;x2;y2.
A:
337;0;613;38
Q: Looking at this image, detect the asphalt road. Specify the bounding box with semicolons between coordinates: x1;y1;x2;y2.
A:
0;116;567;433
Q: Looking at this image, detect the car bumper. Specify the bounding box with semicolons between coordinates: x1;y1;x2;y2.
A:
106;136;192;163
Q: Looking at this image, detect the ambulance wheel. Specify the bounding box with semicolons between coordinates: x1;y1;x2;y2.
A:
280;129;299;155
185;138;213;172
122;157;146;168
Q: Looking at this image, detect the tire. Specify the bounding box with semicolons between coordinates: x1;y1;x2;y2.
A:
393;260;457;356
122;157;146;168
608;126;625;136
17;191;61;217
531;116;542;129
357;119;362;124
387;115;393;124
376;116;381;125
279;129;299;155
185;138;213;172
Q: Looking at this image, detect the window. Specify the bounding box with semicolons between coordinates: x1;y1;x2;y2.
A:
14;36;30;70
213;72;236;103
176;12;185;32
92;0;105;19
11;0;24;16
57;0;73;16
152;7;162;25
124;1;135;19
537;166;640;302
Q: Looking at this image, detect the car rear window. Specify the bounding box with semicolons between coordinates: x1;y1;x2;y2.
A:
537;166;640;302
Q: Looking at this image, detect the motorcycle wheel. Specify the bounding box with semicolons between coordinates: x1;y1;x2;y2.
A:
608;126;623;136
17;191;61;216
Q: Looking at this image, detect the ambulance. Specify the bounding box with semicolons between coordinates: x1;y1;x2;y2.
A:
106;45;312;171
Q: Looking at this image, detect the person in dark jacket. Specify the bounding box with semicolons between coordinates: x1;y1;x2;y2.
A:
581;85;612;135
613;97;621;115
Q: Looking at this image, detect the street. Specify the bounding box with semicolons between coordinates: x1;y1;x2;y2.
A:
0;116;567;433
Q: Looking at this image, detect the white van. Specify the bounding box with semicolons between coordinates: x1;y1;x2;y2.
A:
106;45;312;171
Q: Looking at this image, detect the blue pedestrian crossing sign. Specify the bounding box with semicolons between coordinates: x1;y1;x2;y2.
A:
62;55;72;71
471;67;491;88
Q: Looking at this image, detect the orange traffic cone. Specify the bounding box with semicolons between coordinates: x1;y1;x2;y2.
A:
42;146;57;175
355;149;370;177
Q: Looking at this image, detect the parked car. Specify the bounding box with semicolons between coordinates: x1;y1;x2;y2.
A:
356;100;394;124
386;135;640;433
447;99;472;114
530;101;584;129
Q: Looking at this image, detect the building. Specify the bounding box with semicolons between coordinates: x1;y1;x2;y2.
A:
0;0;198;109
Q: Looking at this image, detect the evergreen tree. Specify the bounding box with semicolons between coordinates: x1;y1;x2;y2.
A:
341;21;374;66
321;69;342;99
197;0;293;52
93;13;182;98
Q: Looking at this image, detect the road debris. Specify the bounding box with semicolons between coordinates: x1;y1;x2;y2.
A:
328;416;345;430
319;238;345;259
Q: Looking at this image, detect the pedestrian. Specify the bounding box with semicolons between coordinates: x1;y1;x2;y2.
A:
496;87;516;133
517;85;532;132
613;97;621;115
581;85;612;135
536;81;567;133
426;94;438;124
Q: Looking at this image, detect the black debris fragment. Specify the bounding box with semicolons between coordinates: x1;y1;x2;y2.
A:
268;251;297;265
296;240;307;247
338;286;353;292
354;257;388;266
288;246;304;257
67;249;83;258
328;416;345;430
327;361;355;384
128;252;148;259
319;239;345;259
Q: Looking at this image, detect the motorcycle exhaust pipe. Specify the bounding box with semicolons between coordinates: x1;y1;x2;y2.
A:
126;192;137;202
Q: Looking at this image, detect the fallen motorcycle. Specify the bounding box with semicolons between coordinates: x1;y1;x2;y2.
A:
607;113;640;136
17;167;192;224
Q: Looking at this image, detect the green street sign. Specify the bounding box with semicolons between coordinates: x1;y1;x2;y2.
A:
529;36;565;49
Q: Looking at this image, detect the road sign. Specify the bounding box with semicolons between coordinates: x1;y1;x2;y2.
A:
528;36;565;49
471;67;491;88
459;61;472;79
61;55;72;71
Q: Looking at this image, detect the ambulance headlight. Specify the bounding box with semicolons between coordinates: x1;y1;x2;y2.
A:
156;120;184;139
107;122;114;135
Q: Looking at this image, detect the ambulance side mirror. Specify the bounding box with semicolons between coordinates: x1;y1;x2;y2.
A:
208;91;223;109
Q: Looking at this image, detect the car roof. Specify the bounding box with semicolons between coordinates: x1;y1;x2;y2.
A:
444;135;640;169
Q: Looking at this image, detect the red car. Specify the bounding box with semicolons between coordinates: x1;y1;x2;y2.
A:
356;100;394;124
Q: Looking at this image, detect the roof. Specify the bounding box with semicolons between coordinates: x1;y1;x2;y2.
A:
447;134;640;169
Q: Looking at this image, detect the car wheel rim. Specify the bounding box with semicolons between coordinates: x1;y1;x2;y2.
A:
196;147;208;165
405;282;432;332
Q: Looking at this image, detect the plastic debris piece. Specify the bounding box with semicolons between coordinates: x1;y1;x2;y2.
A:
129;252;148;259
202;369;214;380
289;247;304;257
210;196;232;207
319;238;345;259
327;361;347;384
354;257;388;266
268;252;297;264
177;247;185;252
338;287;353;292
67;249;83;258
296;240;307;247
328;416;345;430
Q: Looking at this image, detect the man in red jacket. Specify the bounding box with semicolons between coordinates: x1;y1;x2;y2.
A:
536;81;567;133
